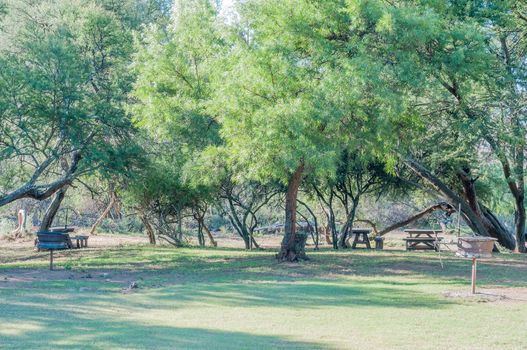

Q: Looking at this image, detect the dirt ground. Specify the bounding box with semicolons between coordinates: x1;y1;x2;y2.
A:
2;231;527;305
444;288;527;304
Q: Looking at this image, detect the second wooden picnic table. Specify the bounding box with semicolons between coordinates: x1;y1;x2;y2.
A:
346;228;372;249
403;229;443;251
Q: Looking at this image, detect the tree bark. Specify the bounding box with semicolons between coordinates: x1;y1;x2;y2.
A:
277;160;306;261
202;222;218;247
297;199;319;249
458;170;517;249
314;186;337;248
140;213;156;245
0;151;81;207
177;208;183;242
251;236;261;249
225;196;252;249
403;157;516;250
11;209;27;238
39;186;68;232
515;197;526;252
337;198;359;248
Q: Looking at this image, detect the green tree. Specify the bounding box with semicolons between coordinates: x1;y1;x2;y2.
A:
312;150;399;249
0;0;139;231
215;0;405;260
129;0;224;245
343;0;523;250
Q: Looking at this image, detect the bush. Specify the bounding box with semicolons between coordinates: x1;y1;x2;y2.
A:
98;216;144;234
0;218;15;236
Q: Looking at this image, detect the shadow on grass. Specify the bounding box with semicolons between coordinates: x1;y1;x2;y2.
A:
0;302;331;350
146;279;452;310
5;245;527;289
303;251;527;287
0;274;448;350
4;247;526;349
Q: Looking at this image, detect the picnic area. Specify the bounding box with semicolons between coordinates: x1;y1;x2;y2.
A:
2;0;527;349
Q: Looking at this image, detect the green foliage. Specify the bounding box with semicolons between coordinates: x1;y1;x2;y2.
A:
214;0;400;184
0;0;141;195
1;0;525;240
130;0;222;149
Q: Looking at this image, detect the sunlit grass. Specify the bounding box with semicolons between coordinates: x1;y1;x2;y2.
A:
1;246;526;349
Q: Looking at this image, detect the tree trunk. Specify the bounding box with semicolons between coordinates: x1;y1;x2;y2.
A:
277;160;306;261
458;169;516;250
39;186;68;232
515;197;526;252
202;222;218;247
324;225;332;245
329;206;338;249
225;197;252;249
11;209;27;238
378;202;455;236
251;235;261;249
314;186;337;248
177;209;183;241
0;151;81;207
298;199;319;249
197;222;205;246
338;198;359;248
89;190;117;235
403;157;516;250
140;213;156;245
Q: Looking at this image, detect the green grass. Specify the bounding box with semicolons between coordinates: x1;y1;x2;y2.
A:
1;245;527;349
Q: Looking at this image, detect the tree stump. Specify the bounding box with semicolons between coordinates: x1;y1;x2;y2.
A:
277;232;308;262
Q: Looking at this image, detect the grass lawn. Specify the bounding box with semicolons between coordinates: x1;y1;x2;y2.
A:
1;243;527;349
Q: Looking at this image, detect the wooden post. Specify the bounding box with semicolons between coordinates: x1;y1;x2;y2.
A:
471;258;477;294
50;250;54;271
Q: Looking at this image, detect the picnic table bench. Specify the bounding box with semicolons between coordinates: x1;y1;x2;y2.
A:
403;229;443;251
75;235;89;248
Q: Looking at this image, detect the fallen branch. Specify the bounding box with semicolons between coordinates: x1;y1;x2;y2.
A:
378;202;455;236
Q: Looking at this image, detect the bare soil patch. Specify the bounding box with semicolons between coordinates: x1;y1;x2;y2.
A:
444;287;527;304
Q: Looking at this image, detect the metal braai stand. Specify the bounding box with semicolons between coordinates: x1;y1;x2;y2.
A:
456;237;497;294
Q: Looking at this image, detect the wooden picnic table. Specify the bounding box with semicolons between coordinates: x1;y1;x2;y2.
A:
346;228;372;249
403;229;443;251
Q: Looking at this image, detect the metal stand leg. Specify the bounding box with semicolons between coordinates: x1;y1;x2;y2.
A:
50;250;54;271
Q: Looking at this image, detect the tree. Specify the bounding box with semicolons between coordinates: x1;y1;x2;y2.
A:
215;0;391;260
129;0;225;246
0;0;139;230
123;146;191;246
219;178;277;249
344;0;521;250
311;150;398;248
